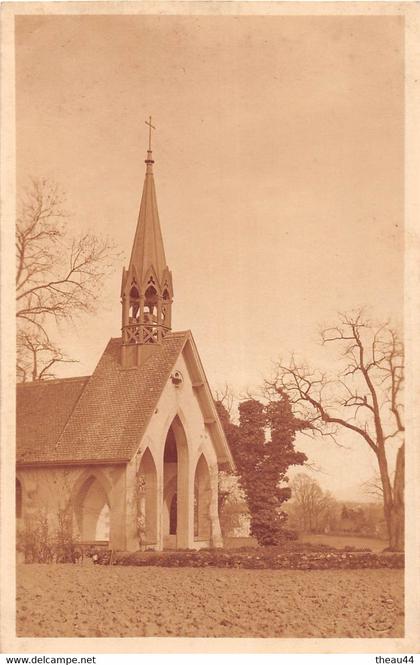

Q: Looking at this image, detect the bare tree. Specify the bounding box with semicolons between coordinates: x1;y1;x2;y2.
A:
215;383;235;418
290;473;337;533
16;178;117;329
17;329;77;382
16;178;118;381
360;474;384;501
268;310;404;550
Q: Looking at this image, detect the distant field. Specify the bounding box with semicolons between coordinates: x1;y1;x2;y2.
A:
299;533;387;552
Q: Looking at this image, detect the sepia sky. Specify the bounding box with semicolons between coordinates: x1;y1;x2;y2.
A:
15;14;404;500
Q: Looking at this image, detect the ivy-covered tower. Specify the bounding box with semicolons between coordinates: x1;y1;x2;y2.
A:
120;126;173;368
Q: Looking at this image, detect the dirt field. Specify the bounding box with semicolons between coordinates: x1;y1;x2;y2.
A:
16;564;404;638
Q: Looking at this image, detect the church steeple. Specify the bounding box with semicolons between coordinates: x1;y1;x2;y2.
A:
121;118;173;367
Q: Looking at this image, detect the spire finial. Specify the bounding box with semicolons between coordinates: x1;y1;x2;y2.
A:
145;115;156;151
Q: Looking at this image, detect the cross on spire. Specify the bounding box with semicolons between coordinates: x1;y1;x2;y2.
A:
145;115;156;151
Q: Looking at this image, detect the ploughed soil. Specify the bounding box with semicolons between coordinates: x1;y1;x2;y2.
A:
16;564;404;638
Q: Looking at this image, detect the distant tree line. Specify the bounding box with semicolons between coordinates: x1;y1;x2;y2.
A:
285;473;387;538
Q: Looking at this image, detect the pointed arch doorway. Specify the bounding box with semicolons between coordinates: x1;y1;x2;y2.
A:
194;454;211;543
136;448;158;549
74;475;110;543
162;416;190;549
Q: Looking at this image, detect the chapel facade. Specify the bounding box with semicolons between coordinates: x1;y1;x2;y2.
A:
16;139;234;552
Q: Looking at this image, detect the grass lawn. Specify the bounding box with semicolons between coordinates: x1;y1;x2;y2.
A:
299;533;387;552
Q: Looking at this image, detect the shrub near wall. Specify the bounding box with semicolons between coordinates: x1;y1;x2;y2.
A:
103;547;404;570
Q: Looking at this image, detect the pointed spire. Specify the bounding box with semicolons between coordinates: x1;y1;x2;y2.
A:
127;145;168;286
120;119;174;365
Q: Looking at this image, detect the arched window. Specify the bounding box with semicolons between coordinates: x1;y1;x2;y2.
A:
129;284;140;322
144;285;157;307
143;286;157;320
161;289;171;329
130;285;139;299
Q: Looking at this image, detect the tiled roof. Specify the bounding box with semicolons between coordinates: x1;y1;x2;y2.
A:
16;376;89;464
16;332;189;465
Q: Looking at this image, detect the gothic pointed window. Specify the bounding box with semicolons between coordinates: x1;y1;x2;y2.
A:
142;285;158;343
144;286;158;320
129;284;140;322
162;288;171;330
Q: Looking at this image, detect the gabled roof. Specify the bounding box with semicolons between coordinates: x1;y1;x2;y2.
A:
16;332;234;469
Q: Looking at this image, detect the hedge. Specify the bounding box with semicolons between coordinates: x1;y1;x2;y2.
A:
92;546;404;570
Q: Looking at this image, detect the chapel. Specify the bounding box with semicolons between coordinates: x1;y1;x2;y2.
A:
16;134;234;552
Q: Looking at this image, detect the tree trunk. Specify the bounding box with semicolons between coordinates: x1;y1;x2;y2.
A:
389;444;404;551
388;504;404;551
32;349;38;382
377;443;404;551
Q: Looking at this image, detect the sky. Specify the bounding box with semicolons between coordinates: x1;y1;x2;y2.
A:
15;14;404;500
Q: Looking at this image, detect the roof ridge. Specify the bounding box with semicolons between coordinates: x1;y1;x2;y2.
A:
17;375;91;387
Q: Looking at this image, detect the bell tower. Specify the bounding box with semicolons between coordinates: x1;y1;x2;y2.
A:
121;118;174;368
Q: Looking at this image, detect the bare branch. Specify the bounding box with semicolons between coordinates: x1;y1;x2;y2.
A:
16;327;78;382
215;384;235;415
16;178;119;329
